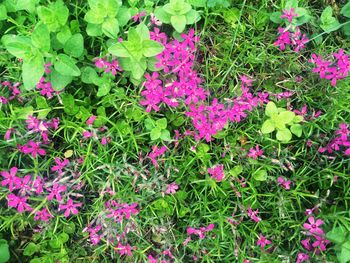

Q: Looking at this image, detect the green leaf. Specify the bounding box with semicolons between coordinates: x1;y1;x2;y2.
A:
265;101;278;117
320;6;341;33
285;0;298;9
2;35;33;59
81;67;98;84
270;12;282;24
341;2;350;18
108;42;130;57
290;124;302;137
185;9;200;24
15;0;39;13
156;118;167;129
84;9;105;24
253;169;267;181
276;128;292;142
54;54;81;76
97;81;111;97
53;0;69;26
229;165;243;177
130;58;147;79
102;17;120;39
0;4;7;21
188;0;206;7
0;239;10;263
32;22;50;52
343;23;350;36
160;129;171;140
279;111;295;124
23;242;38;256
61;93;79;115
50;69;73;91
154;6;171;23
150;127;161;140
57;25;72;44
22;53;44;90
326;226;348;243
14;106;34;119
142;40;164;57
64;34;84;57
164;1;191;15
144;118;155;130
261;120;275;134
171;15;187;32
339;245;350;263
58;233;69;244
136;23;150;40
86;23;103;37
293;115;304;123
116;7;131;26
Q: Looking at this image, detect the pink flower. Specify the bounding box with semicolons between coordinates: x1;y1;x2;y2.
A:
7;193;32;213
312;235;330;251
281;8;298;23
247;145;264;159
132;11;147;22
301;238;312;250
34;208;53;222
247;207;262;223
256;234;272;248
148;145;167;168
296;252;309;263
115;242;133;256
101;136;108;145
165;182;179;194
208;164;224;182
51;158;69;175
303;217;324;235
1;167;21;192
83;131;92;138
47;183;67;201
86;115;96;125
4;128;14;140
277;177;292;190
58;199;82;217
20;141;46;158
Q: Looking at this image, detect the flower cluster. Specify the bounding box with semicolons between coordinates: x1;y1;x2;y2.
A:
37;63;60;98
82;115;111;145
310;49;350;86
148;145;167;168
147;249;175;263
319;123;350;156
207;164;224;182
301;216;330;254
256;233;272;249
247;145;264;159
0;81;21;104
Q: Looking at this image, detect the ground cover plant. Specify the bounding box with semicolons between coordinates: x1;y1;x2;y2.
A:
0;0;350;262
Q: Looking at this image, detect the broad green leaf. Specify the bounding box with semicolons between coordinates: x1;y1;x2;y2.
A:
150;127;161;140
117;7;131;26
64;33;84;57
276;128;292;142
109;42;131;57
265;101;278;117
54;54;81;76
293;115;304;123
57;25;72;44
37;6;57;31
97;81;111;97
261;120;275;134
23;242;38;256
86;23;103;37
326;226;348;243
84;10;105;24
0;5;7;21
253;169;267;181
14;106;34;119
164;1;191;15
341;2;350;18
160;129;171;141
2;35;33;59
128;28;142;44
185;9;200;24
0;239;10;263
338;245;350;263
53;0;69;26
285;0;298;9
343;23;350;36
136;23;150;40
61;93;78;115
290;124;302;137
156;118;167;129
187;0;206;7
171;15;187;32
320;6;341;33
130;58;147;79
50;69;72;91
270;12;283;24
154;6;171;23
15;0;39;13
229;165;243;177
102;17;120;39
144;118;155;130
32;22;50;52
142;40;164;57
104;0;121;17
58;233;69;243
81;67;98;84
22;53;44;90
279;111;295;124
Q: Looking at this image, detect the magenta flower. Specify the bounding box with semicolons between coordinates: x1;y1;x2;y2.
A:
1;167;20;191
336;123;350;141
247;145;264;159
281;8;298;23
301;238;312;251
115;242;133;256
208;164;224;182
247;207;262;223
296;252;309;263
303;216;324;235
47;183;67;201
51;158;69;175
20;141;46;158
148;145;167;168
256;234;272;248
165;182;179;194
34;208;53;222
58;198;82;217
7;193;32;213
277;177;292;190
312;235;330;251
86;115;96;125
4;128;14;140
